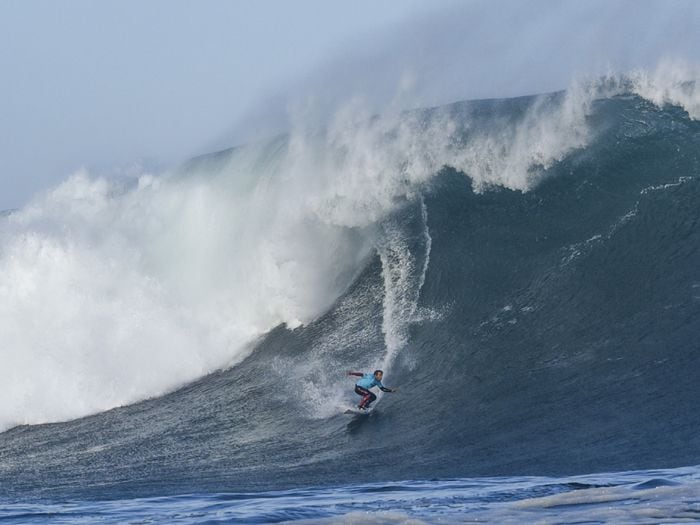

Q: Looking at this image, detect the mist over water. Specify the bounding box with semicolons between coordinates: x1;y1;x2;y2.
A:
230;0;700;143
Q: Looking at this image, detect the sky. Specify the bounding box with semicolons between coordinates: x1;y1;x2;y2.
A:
1;0;699;211
0;0;434;210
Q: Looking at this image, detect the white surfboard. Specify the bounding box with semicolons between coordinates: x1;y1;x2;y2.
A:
344;407;372;415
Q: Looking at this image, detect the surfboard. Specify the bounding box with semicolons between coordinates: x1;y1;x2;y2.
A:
344;407;373;416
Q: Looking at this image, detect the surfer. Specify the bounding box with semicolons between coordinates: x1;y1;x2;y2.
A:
347;370;396;410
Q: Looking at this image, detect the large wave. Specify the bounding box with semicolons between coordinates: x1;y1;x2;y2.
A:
1;62;699;501
1;62;699;434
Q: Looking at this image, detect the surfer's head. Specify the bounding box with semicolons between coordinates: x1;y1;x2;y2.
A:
374;369;383;379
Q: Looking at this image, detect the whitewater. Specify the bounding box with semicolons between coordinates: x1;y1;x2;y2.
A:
1;56;700;523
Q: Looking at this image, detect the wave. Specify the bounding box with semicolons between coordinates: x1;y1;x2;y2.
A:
0;61;699;450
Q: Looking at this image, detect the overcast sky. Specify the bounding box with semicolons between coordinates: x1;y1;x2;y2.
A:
1;0;698;210
0;0;436;210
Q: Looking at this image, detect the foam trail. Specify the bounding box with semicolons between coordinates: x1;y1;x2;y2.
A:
377;197;432;371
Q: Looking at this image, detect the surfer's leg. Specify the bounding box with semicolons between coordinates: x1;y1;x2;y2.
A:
354;386;374;409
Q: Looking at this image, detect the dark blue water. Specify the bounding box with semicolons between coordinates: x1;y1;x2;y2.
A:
1;90;699;522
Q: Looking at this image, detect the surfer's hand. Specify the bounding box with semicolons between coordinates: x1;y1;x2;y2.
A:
391;388;398;393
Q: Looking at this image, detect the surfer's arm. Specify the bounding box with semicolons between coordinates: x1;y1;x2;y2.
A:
347;371;363;377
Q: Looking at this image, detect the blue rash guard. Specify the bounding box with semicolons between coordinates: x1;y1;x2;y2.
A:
356;373;385;390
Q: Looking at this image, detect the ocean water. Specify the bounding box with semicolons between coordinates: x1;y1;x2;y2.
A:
2;467;700;523
1;67;699;522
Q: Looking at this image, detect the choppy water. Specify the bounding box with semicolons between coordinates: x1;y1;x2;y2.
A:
2;467;699;524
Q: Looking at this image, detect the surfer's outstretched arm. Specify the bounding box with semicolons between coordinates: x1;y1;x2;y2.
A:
347;371;363;377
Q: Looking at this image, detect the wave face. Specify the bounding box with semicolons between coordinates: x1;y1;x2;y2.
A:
1;71;699;499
